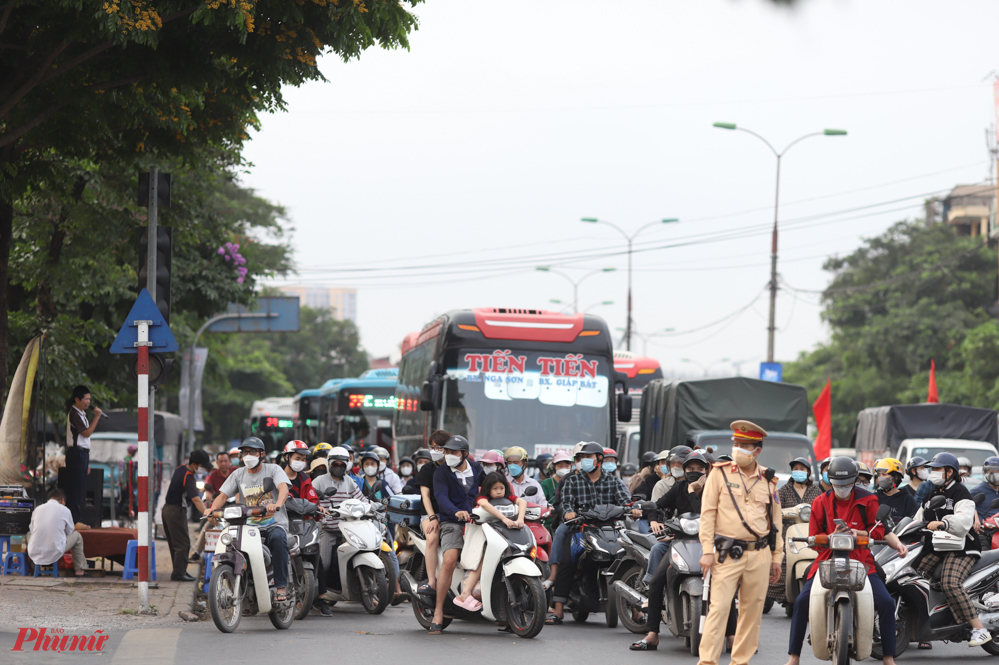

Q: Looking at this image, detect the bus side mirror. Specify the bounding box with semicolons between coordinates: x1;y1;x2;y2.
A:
420;380;439;412
617;393;633;422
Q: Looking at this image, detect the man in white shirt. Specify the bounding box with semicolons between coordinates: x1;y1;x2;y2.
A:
66;385;102;523
28;489;88;576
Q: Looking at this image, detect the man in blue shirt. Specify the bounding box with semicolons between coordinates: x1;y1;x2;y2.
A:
430;435;483;634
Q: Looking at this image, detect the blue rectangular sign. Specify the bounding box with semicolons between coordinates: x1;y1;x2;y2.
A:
759;362;783;382
207;297;300;333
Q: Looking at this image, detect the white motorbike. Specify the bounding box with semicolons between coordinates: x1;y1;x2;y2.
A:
322;498;391;614
207;478;296;633
401;498;547;638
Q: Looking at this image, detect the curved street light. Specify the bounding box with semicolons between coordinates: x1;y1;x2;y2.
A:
713;122;846;362
536;266;616;313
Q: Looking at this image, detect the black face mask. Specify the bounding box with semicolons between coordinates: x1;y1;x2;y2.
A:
685;471;705;484
310;470;326;481
330;466;346;479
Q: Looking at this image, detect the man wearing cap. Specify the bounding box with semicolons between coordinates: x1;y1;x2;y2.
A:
163;449;212;581
697;421;782;665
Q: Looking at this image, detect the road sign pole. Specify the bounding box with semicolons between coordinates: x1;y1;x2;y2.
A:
145;166;158;594
136;321;151;612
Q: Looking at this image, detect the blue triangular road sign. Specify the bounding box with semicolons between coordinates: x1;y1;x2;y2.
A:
110;289;179;354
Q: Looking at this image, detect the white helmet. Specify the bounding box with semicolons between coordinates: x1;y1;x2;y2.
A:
374;446;390;460
572;441;587;457
328;446;350;464
958;456;972;470
552;450;573;465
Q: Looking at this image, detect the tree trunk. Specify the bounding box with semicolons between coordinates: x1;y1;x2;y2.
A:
0;196;11;410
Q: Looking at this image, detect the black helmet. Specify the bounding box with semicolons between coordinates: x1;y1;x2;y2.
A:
682;452;709;470
827;457;859;487
621;462;638;476
360;451;379;463
400;456;414;466
340;443;355;454
413;448;433;463
819;457;831;471
240;437;265;451
640;451;658;467
535;452;553;469
717;454;733;463
905;456;927;477
927;452;961;474
702;452;717;466
789;457;812;473
443;435;469;452
669;445;693;464
576;441;605;457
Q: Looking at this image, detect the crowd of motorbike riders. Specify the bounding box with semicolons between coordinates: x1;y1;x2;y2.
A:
201;431;999;659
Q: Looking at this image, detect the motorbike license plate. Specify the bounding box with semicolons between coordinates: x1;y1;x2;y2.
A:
204;529;223;551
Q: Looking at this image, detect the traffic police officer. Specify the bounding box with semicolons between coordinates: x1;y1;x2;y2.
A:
697;420;782;665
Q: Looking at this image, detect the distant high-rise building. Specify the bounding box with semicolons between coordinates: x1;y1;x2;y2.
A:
277;286;357;323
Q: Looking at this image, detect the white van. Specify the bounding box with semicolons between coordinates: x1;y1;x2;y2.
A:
896;438;999;483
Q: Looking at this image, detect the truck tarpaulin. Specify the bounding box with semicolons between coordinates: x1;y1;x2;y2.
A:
853;403;999;453
639;377;809;454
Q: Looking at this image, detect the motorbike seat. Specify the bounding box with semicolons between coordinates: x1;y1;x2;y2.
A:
626;531;660;550
970;549;999;575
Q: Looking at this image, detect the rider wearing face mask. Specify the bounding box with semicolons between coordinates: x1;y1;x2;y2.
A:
398;456;415;483
911;452;992;648
818;457;832;492
902;456;928;500
479;450;505;477
541;450;577;588
505;446;548;507
412;430;452;597
282;440;320;505
970;456;999;526
373;447;404;495
358;451;390;501
874;457;917;521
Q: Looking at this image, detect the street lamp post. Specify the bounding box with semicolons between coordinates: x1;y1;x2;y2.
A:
681;357;731;377
582;217;679;351
713;122;846;363
617;327;675;355
536;266;616;313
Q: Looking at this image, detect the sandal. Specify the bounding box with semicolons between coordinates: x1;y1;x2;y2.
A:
428;622;444;635
545;614;563;625
417;584;437;596
390;592;406;606
918;643;932;650
630;640;658;651
455;596;482;612
274;592;288;603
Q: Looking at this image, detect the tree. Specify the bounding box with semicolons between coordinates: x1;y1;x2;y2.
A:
784;220;997;446
0;0;420;399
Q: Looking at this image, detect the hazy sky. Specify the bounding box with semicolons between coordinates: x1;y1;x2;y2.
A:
243;0;998;378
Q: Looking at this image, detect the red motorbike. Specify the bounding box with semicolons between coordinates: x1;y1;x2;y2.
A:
525;502;553;567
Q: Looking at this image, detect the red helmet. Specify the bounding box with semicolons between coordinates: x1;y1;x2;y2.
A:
603;448;618;459
283;440;309;455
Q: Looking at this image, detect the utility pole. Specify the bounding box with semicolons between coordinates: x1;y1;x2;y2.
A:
140;165;157;612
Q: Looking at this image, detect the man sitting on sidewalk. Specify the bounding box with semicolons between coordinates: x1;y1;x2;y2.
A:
27;489;89;577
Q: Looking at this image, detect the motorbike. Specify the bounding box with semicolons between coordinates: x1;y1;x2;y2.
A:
321;497;391;614
875;493;999;656
286;497;322;620
401;498;547;638
206;477;297;633
782;502;817;617
981;497;999;550
557;504;628;628
612;523;659;635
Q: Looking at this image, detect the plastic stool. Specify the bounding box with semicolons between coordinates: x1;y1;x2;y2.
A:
33;559;59;578
2;551;29;576
201;552;214;592
122;539;157;581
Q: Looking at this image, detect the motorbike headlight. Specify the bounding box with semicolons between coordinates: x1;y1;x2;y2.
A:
882;557;904;582
680;517;700;536
671;546;689;573
586;533;605;553
220;531;233;546
799;505;811;523
345;531;366;548
828;533;854;551
222;507;242;520
350;504;366;519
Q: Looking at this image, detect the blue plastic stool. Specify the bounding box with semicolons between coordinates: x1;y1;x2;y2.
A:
201;552;214;592
122;539;157;581
2;551;29;576
33;559;59;578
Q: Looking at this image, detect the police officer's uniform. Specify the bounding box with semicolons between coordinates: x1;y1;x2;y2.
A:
696;420;782;665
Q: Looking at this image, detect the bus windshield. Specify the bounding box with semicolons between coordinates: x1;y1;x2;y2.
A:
443;348;612;457
338;386;396;453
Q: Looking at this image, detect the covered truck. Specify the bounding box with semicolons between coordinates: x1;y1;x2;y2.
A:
638;377;813;481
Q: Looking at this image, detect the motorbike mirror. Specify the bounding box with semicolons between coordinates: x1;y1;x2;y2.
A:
632;493;648;501
975;493;986;505
262;477;276;494
324;487;338;498
991;498;999;509
524;486;538;496
641;501;658;512
875;505;892;522
927;495;947;510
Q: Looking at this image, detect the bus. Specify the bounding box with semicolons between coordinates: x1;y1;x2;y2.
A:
394;307;631;461
246;397;296;453
292;388;322;445
318;369;399;460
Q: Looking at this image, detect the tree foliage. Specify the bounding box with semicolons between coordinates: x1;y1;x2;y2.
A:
784;220;998;446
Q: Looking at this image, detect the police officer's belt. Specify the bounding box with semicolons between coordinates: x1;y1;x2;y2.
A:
713;535;768;562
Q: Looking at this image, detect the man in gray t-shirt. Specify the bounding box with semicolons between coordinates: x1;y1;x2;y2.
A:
206;439;292;601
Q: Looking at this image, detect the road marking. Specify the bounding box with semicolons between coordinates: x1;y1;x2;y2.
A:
111;629;181;665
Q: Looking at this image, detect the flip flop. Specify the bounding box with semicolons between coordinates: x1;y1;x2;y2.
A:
417;584;437;596
428;622;444;635
918;643;933;650
545;614;563;625
630;640;658;651
390;592;406;606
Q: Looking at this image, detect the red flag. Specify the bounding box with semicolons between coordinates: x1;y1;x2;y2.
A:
927;359;939;403
812;379;832;460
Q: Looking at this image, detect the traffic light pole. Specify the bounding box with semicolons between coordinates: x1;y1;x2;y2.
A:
140;166;158;612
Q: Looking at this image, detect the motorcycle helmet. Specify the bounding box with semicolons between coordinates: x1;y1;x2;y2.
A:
905;456;927;478
240;437;265;451
603;448;619;459
788;457;812;473
505;446;528;462
552;450;573;465
413;448;433;463
818;457;831;472
958;456;973;475
575;441;604;458
927;452;961;479
327;446;350;464
639;451;658;468
374;446;390;460
682;452;709;470
534;452;554;476
480;450;504;464
827;456;859;486
313;442;333;458
856;461;874;485
340;443;355;454
655;450;672;461
283;440;309;455
983;456;999;485
668;445;693;465
717;454;733;463
443;435;470;453
874;457;904;491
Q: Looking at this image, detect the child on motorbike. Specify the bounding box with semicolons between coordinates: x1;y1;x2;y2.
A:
452;472;527;612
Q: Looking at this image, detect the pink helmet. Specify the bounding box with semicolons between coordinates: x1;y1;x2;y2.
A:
480;450;505;465
552;450;573;464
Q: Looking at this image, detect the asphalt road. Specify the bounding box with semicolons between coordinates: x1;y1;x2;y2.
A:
3;599;997;664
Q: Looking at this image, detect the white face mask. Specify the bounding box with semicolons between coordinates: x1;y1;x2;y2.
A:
445;454;462;468
400;465;413;476
733;446;756;468
833;485;853;500
430;450;445;462
416;462;426;472
555;468;570;478
378;461;387;472
670;466;684;478
242;454;260;469
929;470;947;486
482;464;497;474
987;472;999;485
363;465;378;476
916;468;929;481
290;460;306;473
